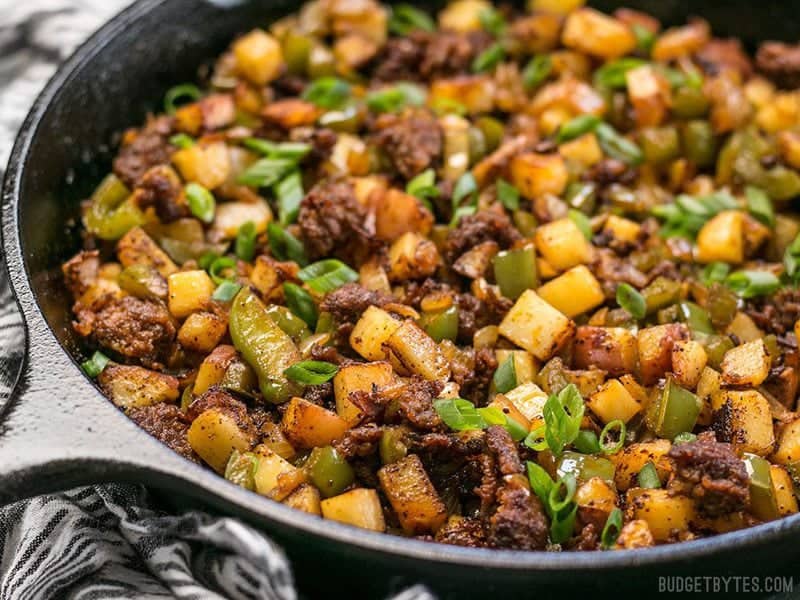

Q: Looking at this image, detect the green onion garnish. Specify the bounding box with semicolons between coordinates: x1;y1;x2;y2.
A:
268;222;308;266
632;24;655;53
430;97;468;116
596;122;644;166
164;83;202;114
235;221;257;262
745;186;775;227
169;133;195;149
208;256;236;285
238;158;297;188
493;356;517;394
284;360;339;384
198;251;218;271
526;462;579;544
212;280;242;302
472;43;505;74
522;55;552;91
81;350;110;378
496;179;519;211
449;172;479;227
298;259;359;293
433;397;527;441
406;168;440;209
366;83;426;113
243;138;311;161
185;183;216;224
616;283;646;320
700;262;730;286
556;115;601;144
275;170;305;226
388;4;435;35
548;472;577;513
593;57;647;89
652;192;737;239
283;282;318;328
524;384;585;457
637;461;661;489
573;430;601;454
599;419;626;455
302;77;351;109
600;508;624;549
478;7;506;36
784;233;800;283
568;209;592;241
673;432;698;445
725;270;781;299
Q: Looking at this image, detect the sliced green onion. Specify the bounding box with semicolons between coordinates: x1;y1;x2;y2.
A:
388;3;435;35
496;179;519;211
366;83;426;113
573;430;601;454
700;262;731;286
493;356;517;394
185;183;216;224
430;97;468;116
673;432;697;445
479;7;506;36
548;472;577;514
238;158;296;188
600;508;624;550
525;425;549;452
298;259;359;293
472;43;505;74
82;350;110;378
527;460;554;501
599;419;626;455
522;55;552;91
453;172;478;205
275;170;304;226
637;461;661;489
283;282;318;328
164;83;202;114
434;398;486;431
284;360;339;384
726;270;781;299
568;209;592;241
616;283;646;320
212;280;242;302
235;221;257;262
406;168;440;206
244;138;311;161
267;222;308;266
594;58;647;89
745;186;775;227
169;133;195;149
550;503;578;544
556;115;601;144
208;256;236;285
596;123;644;166
302;77;351;109
632;24;655;53
198;252;218;271
527;384;585;457
784;233;800;283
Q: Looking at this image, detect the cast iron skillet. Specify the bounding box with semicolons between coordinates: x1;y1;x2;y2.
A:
2;0;800;597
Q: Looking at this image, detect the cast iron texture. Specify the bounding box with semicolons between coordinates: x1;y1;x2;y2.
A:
2;1;800;597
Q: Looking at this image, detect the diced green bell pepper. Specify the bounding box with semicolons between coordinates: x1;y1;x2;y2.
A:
645;377;701;441
419;305;459;342
305;446;354;498
493;246;538;300
556;451;615;484
743;453;780;521
84;174;145;240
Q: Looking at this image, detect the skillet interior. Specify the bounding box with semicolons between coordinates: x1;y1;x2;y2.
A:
4;0;800;596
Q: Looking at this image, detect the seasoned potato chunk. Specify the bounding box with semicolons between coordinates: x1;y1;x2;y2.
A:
283;484;322;515
637;323;689;386
117;227;178;278
321;488;386;531
720;339;771;387
562;8;636;60
281;397;349;448
696;210;745;264
772;418;800;465
384;320;451;381
438;0;491;32
378;454;447;535
573;326;638;376
99;364;179;409
333;361;395;425
612;439;671;492
188;408;252;473
375;189;434;242
715;390;775;456
172;142;231;190
194;345;237;395
626;489;696;542
499;290;576;361
350;306;402;361
253;446;305;500
671;339;708;389
178;311;228;353
589;379;642;424
233;29;284;86
534;218;593;272
387;232;440;282
167;270;214;319
536;265;604;318
510;152;569;200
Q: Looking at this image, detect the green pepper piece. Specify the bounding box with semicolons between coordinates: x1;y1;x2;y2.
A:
180;384;194;412
282;30;312;75
229;288;303;403
682;120;717;168
118;264;168;300
305;446;354;498
221;360;258;398
706;283;738;331
678;301;714;335
264;304;311;343
493;246;538;300
419;305;459;342
671;86;710;119
307;44;336;79
512;210;538;237
315;311;334;334
639;126;681;165
565;182;597;214
379;427;409;464
761;166;800;201
743;453;780;521
318;103;363;134
224;449;258;491
84;174;145;240
645;377;701;441
641;277;681;315
556;451;615;484
467;126;487;164
701;334;735;369
475;116;504;153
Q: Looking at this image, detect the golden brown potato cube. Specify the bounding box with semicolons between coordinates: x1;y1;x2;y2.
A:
501;382;549;428
333;361;395;426
172;142;231;190
588;379;641;424
261;99;321;129
117;227;178;278
626;489;696;542
334;34;379;72
452;241;498;279
772;419;800;465
562;8;636;60
320;488;386;532
725;311;763;343
534;218;593;272
438;0;491;31
695;366;722;425
777;130;800;170
99;364;179;409
383;320;451;381
175;94;236;135
603;215;641;244
716;390;775;456
671;339;708;390
439;114;471;181
558;133;603;167
178;311;228;354
281;397;349;449
528;0;585;15
233;29;284;86
387;232;440;282
168;270;214;319
498;290;576;361
350;306;402;361
429;76;495;115
378;454;447;535
536;265;604;318
637;323;690;386
652;19;710;62
614;519;655;549
510;152;569;200
771;465;799;516
252;446;305;501
329;0;388;44
283;483;322;515
612;439;672;492
696;210;745;264
250;255;298;301
575;477;618;529
756;92;800;134
375;188;434;242
720;339;771;387
212;199;272;239
358;256;391;294
188;408;252;473
573;326;638;377
509;13;562;54
626;65;671;128
194;345;237;395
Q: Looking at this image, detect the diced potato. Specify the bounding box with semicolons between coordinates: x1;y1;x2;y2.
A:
614;519;655;549
440;114;471;181
510;14;562;54
695;366;722;425
534;218;592;272
756;92;800;134
387;232;440;282
626;489;696;542
772;419;800;465
334;34;379;72
637;323;689;386
528;0;584;15
498;290;576;361
618;373;648;404
603;215;641;244
724;312;762;343
281;397;349;448
383;320;451;381
537;265;604;318
261;99;321;129
696;210;745;264
502;382;549;427
716;390;775;456
549;50;592;80
329;0;388;44
588;379;641;424
495;350;537;386
252;445;305;500
174;94;236;135
671;339;707;389
651;19;710;62
358;257;391;294
612;439;671;492
172;142;231;190
510;153;569;200
334;361;395;426
562;8;636;60
771;465;799;516
777;130;800;170
178;311;228;353
488;395;531;431
212;199;272;239
321;488;386;531
188;408;252;473
260;421;296;460
573;326;638;377
558;133;603;167
378;454;447;535
167;270;214;319
720;339;771;387
233;29;284;86
438;0;491;32
626;65;671;128
194;345;237;395
117;227;178;278
98;365;179;409
575;477;618;529
429;76;495;115
250;255;298;301
566;368;606;398
375;189;434;242
283;483;322;515
530;78;606;119
350;306;402;361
